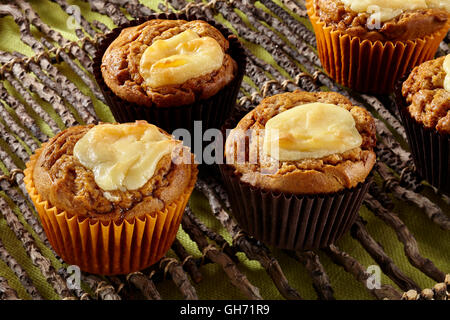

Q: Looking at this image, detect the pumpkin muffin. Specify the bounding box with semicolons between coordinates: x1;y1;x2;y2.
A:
396;54;450;195
94;14;245;133
307;0;450;93
24;121;198;275
220;91;376;250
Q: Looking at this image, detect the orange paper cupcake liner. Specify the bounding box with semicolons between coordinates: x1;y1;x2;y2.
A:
24;148;195;275
306;0;450;94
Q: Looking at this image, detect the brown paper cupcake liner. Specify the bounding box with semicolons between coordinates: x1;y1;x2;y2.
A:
306;0;450;94
93;12;246;135
219;164;371;250
394;79;450;196
24;148;195;275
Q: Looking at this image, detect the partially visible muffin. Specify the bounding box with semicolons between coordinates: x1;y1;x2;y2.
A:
101;19;238;108
397;55;450;195
25;121;198;274
402;54;450;134
313;0;449;41
306;0;450;93
220;91;376;250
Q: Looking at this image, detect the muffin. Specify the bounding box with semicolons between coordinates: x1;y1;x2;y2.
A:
220;91;376;250
24;121;198;275
307;0;450;94
94;13;245;134
396;54;450;195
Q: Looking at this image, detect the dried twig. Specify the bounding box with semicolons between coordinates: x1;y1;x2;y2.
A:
92;20;110;33
181;213;263;300
106;0;154;18
0;82;48;142
364;194;446;283
14;0;93;72
41;38;106;105
1;60;81;128
360;94;407;140
375;142;422;192
57;268;91;300
0;96;39;152
0;239;43;300
10;51;98;122
368;181;395;210
324;245;402;300
258;0;316;46
184;206;238;262
377;162;450;230
50;0;97;37
233;0;320;70
290;251;335;300
0;276;20;300
0;152;52;249
87;0;129;26
0;196;73;299
159;257;198;300
375;118;412;163
81;274;121;300
0;4;97;123
0;122;30;164
126;272;162;300
0;69;62;133
196;179;302;300
279;0;307;17
171;239;203;284
351;217;421;292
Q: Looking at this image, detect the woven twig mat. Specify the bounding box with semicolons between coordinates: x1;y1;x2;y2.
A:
0;0;448;301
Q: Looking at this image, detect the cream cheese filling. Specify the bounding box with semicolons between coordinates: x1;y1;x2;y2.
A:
263;103;363;161
443;54;450;91
73;122;177;192
139;29;224;88
341;0;449;23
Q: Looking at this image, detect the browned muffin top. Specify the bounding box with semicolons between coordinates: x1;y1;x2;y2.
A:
312;0;449;41
402;55;450;134
32;123;197;221
224;91;377;194
101;19;237;108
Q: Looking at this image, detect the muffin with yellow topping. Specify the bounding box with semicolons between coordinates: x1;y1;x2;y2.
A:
307;0;450;93
94;13;245;134
395;54;450;195
220;91;376;250
24;121;197;275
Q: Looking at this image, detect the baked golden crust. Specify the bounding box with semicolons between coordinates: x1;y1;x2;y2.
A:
402;56;450;134
313;0;449;41
101;19;238;108
32;123;198;221
224;91;376;194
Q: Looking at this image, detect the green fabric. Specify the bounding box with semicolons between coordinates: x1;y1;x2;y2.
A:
0;0;448;300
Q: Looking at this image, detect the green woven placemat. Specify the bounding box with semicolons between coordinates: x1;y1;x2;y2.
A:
0;0;448;300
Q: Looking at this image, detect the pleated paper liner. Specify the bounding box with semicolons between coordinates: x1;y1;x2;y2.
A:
220;164;372;251
394;78;450;196
24;148;195;275
93;12;246;135
306;0;450;94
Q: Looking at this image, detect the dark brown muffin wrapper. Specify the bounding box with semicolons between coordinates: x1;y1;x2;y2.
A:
219;164;372;250
93;12;246;134
394;79;450;195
